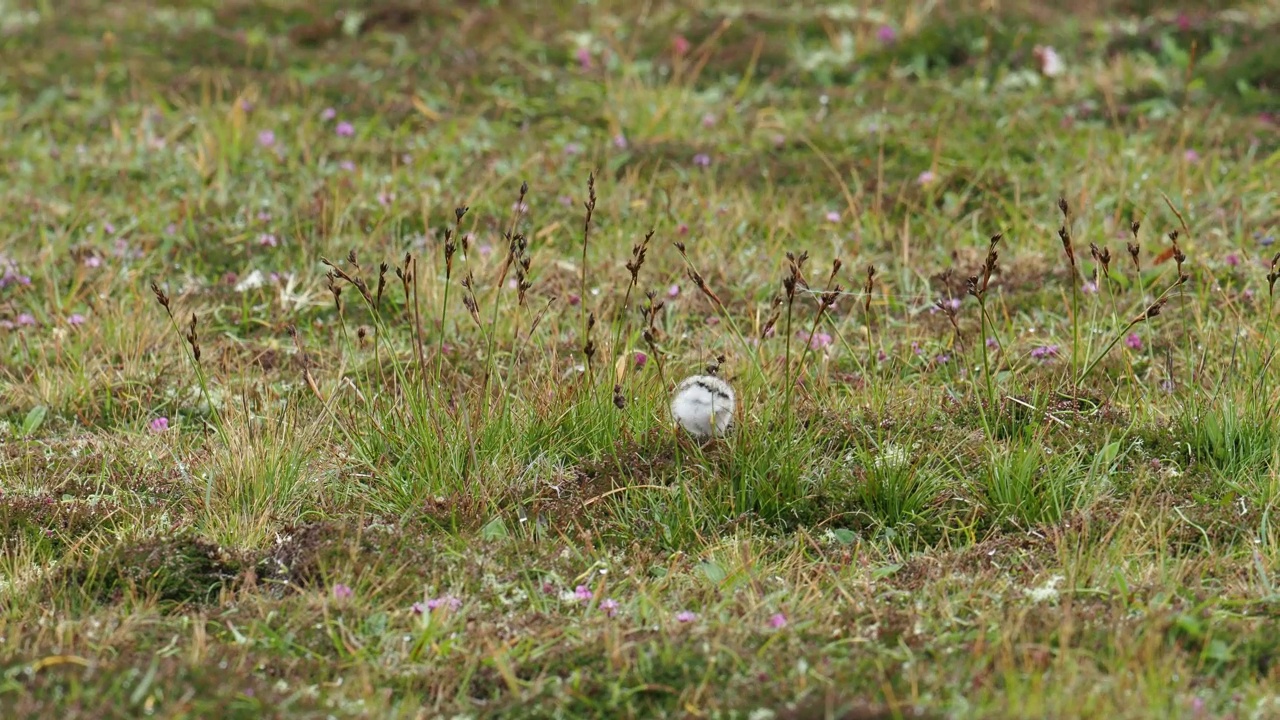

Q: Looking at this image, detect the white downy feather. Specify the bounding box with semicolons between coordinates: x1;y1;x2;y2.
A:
670;374;735;440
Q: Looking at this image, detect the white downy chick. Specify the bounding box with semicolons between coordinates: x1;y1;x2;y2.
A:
670;374;735;440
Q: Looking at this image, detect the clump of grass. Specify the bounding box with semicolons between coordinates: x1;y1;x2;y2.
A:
981;444;1084;527
848;441;944;544
194;400;321;549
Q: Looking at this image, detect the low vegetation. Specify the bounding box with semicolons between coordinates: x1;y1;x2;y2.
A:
2;0;1278;717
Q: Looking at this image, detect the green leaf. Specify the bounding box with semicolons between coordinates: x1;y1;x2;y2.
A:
21;405;47;436
480;517;509;540
698;561;727;584
831;528;858;545
872;563;903;580
1205;639;1234;663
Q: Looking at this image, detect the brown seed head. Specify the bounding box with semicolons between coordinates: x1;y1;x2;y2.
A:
864;264;877;314
186;312;201;362
150;281;171;314
1133;297;1168;323
375;263;388;308
1058;226;1076;268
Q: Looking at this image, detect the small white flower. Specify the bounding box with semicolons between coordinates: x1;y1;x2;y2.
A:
1033;45;1065;78
670;374;735;440
234;269;266;292
1024;575;1064;604
873;444;908;470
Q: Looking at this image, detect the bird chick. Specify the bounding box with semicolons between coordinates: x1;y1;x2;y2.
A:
670;374;735;440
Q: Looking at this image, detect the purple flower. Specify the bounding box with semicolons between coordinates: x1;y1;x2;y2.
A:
600;598;619;617
693;153;711;167
1125;333;1142;350
567;293;581;306
634;351;648;369
321;107;337;121
677;223;689;235
1030;345;1059;360
1082;280;1098;294
876;25;898;43
84;256;102;268
1161;379;1175;393
564;142;583;156
613;134;628;149
672;35;690;56
258;233;278;247
802;331;833;350
336;121;355;137
332;583;354;600
67;313;86;326
675;610;697;623
917;170;936;186
424;595;462;611
701;113;717;128
339;160;356;172
825;211;841;223
165;223;178;235
877;349;889;363
257;130;275;147
1225;253;1240;267
986;336;998;349
768;613;787;629
16;313;36;327
946;297;961;311
576;47;593;70
150;417;169;433
668;284;680;298
0;259;30;288
411;602;426;615
1183;149;1200;163
257;211;271;222
239;99;254;113
912;341;921;355
112;239;139;259
104;222;116;234
935;353;951;364
378;192;394;207
574;585;593;601
478;243;494;258
1261;235;1276;247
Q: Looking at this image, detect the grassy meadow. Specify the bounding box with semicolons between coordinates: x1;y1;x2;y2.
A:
2;0;1280;717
